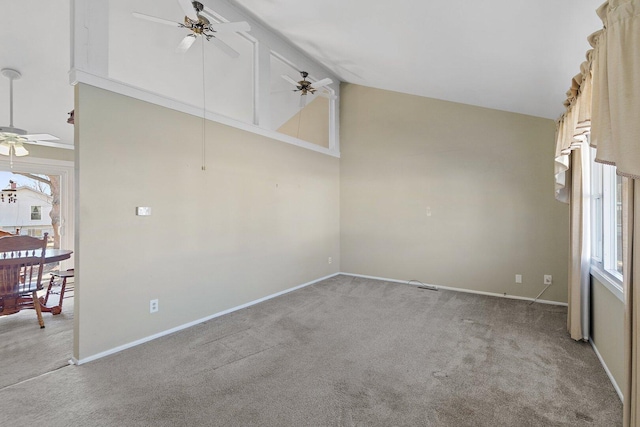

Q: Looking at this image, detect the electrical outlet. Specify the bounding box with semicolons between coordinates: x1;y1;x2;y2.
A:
515;274;522;284
328;257;332;264
544;275;552;285
150;299;159;313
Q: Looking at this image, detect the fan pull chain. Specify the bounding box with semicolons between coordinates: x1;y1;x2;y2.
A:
201;38;206;171
296;106;303;139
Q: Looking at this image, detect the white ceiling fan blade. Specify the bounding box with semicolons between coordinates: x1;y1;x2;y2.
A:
13;142;29;157
0;142;10;156
208;21;251;33
310;78;332;89
24;134;60;142
208;36;239;58
132;12;182;28
177;0;199;21
176;35;197;53
281;75;300;87
299;94;307;109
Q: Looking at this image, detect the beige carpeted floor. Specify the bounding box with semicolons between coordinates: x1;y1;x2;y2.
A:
0;275;622;426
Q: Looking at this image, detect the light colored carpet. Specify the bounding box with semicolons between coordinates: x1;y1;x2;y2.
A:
0;275;622;426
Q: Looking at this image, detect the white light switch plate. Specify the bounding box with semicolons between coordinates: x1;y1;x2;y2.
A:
136;207;151;216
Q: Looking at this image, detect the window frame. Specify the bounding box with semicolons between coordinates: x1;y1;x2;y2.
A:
30;205;42;221
590;148;623;298
591;152;603;264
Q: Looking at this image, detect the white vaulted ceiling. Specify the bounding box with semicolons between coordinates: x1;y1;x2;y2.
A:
231;0;603;119
0;0;604;153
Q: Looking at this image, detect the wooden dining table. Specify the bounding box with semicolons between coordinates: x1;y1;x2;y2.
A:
43;249;73;264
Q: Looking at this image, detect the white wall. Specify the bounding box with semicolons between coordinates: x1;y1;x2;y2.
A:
75;84;340;360
340;84;569;303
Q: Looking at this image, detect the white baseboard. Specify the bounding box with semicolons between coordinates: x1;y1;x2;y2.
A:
72;272;341;366
340;272;568;306
589;338;624;402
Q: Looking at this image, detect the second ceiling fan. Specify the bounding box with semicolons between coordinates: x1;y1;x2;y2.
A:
281;71;334;108
133;0;250;57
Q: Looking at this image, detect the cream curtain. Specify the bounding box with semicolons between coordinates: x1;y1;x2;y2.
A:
554;47;594;204
623;178;639;426
554;39;594;341
578;1;640;424
555;0;640;427
591;0;640;179
567;144;591;341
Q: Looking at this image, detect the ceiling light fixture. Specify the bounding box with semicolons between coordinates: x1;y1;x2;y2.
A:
0;69;29;165
132;0;250;56
0;68;61;167
281;71;333;108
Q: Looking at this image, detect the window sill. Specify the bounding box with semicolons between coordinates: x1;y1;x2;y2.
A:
591;265;623;302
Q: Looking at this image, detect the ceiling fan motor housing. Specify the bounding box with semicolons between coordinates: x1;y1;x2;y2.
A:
192;1;204;13
0;127;27;136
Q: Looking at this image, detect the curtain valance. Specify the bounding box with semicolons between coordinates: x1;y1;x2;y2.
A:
590;0;640;178
554;46;595;203
556;0;640;202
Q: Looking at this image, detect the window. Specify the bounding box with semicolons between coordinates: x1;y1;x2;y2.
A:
31;206;42;221
591;153;603;263
614;173;623;275
591;148;623;283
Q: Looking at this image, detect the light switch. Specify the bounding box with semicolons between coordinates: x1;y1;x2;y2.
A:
136;207;151;216
515;274;522;284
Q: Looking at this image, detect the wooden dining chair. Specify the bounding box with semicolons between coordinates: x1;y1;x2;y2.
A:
43;269;74;315
0;233;49;328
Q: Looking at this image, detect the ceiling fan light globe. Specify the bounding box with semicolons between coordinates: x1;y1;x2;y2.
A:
0;142;10;156
13;143;29;156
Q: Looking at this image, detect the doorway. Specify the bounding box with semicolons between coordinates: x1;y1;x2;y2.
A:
0;156;74;388
0;157;73;264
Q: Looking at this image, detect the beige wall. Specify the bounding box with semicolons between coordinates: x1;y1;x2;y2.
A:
75;84;340;360
591;275;625;396
277;96;330;148
340;84;569;302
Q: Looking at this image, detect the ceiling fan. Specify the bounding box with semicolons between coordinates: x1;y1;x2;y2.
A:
0;68;61;165
133;0;251;57
281;71;334;108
